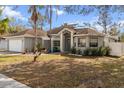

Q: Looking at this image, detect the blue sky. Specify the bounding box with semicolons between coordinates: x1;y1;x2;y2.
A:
1;5;124;32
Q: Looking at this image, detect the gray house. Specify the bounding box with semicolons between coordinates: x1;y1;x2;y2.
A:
48;24;118;53
1;24;119;54
4;29;50;52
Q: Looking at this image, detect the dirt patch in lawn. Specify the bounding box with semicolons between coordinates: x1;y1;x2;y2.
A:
0;55;124;88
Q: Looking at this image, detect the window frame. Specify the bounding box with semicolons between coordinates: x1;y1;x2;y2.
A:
89;37;98;47
78;37;86;47
53;40;60;47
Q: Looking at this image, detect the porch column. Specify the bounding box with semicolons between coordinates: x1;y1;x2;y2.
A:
86;36;90;48
60;32;64;52
51;38;53;52
76;37;78;49
71;32;73;48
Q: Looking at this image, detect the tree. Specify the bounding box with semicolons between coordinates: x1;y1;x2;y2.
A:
64;5;93;15
0;18;10;35
108;23;120;36
28;5;44;62
120;32;124;42
95;5;113;34
0;6;10;35
64;5;117;34
44;5;60;52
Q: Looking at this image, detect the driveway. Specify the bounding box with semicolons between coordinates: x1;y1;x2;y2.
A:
0;51;21;55
0;74;29;88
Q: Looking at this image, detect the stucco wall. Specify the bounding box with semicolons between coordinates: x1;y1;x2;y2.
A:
0;39;7;50
43;40;50;50
75;36;104;54
98;37;104;47
24;37;42;52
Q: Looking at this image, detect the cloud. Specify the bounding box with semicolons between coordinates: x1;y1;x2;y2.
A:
53;8;64;15
2;6;27;21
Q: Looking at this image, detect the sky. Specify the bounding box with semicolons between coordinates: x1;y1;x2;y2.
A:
1;5;124;32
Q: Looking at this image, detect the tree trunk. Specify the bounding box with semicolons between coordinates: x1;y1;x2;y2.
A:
33;21;38;62
49;5;52;52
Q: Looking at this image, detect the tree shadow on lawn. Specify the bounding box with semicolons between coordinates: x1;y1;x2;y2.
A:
0;58;124;88
60;53;119;59
61;54;97;59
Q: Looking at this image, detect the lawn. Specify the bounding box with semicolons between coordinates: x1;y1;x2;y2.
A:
0;54;124;88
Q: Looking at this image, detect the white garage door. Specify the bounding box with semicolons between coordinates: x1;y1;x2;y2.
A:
9;39;23;52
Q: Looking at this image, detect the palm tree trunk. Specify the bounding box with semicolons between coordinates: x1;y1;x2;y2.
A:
34;22;37;51
49;5;52;52
33;22;38;62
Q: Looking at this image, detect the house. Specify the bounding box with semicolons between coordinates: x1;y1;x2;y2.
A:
48;23;119;53
0;23;120;55
4;29;50;52
0;37;7;50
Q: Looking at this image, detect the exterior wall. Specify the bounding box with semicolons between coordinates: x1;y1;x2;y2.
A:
98;37;104;47
43;40;50;51
24;37;42;52
24;37;35;52
75;36;87;54
0;39;7;50
74;36;104;54
108;42;124;56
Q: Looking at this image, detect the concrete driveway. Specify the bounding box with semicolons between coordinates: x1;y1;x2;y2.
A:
0;74;29;88
0;51;21;55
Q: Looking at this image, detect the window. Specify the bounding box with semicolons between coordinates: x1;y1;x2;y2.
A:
90;37;98;47
78;38;86;47
53;40;60;47
53;40;60;52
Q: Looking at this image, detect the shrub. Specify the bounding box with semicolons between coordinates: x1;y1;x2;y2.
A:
83;46;111;56
70;47;76;54
53;47;60;52
83;48;91;56
36;43;42;52
77;49;82;55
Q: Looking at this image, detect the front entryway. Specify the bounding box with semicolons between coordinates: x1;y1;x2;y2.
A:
63;31;71;52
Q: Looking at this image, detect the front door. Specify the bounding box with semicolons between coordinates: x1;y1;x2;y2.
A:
65;38;71;52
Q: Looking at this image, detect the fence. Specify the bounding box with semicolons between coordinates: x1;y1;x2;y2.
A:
108;42;124;56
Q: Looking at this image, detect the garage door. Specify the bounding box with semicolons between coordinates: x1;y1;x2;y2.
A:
9;39;23;52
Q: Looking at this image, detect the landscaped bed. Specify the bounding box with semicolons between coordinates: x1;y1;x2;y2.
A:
0;54;124;88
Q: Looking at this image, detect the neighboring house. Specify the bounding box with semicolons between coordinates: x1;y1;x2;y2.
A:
4;29;50;52
48;23;119;53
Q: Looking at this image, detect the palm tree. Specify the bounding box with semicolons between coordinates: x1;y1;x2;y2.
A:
28;6;38;49
44;5;60;52
0;18;10;35
0;7;10;35
28;5;45;62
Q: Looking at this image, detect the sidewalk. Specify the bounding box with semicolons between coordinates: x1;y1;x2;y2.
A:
0;74;29;88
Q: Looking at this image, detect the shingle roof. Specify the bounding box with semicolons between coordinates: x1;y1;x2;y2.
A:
47;24;76;35
47;24;104;36
8;29;48;37
75;28;104;36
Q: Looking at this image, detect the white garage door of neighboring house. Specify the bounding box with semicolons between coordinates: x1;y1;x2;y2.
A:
9;39;23;52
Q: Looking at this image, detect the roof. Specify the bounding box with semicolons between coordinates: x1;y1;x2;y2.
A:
6;29;48;38
75;28;104;36
47;23;76;35
47;23;104;36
